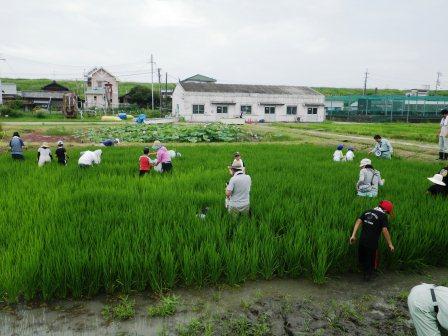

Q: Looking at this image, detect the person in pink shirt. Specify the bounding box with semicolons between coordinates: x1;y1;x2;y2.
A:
152;140;172;173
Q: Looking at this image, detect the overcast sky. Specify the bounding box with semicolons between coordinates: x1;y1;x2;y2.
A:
0;0;446;89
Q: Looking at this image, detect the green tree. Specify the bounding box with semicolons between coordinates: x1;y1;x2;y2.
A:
126;85;160;108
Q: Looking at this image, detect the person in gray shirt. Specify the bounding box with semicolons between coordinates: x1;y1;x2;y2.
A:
370;135;393;159
225;161;252;215
9;132;25;160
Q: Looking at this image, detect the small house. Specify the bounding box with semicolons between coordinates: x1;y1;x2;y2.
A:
84;67;119;109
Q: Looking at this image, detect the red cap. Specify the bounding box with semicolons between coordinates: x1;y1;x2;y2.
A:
379;200;394;214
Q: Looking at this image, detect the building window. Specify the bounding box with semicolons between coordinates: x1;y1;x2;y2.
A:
307;107;318;115
193;104;205;114
241;105;252;114
217;105;228;113
287;106;297;115
264;106;275;114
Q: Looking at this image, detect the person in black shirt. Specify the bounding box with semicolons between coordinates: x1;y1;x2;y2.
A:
427;167;448;196
350;200;395;281
55;141;68;165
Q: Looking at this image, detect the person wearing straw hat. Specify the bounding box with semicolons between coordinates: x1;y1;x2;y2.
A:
152;140;172;173
349;200;395;281
408;283;448;336
370;135;393;159
37;142;52;167
226;161;251;215
356;158;385;197
228;152;245;174
333;144;345;162
427;173;447;196
438;109;448;160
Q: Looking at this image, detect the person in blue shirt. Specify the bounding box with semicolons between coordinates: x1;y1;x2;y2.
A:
101;138;119;147
370;135;393;159
9;132;25;160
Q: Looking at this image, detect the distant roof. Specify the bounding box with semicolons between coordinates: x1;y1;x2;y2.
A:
21;91;65;99
86;67;117;80
42;80;70;92
1;83;17;95
180;82;322;96
182;74;217;83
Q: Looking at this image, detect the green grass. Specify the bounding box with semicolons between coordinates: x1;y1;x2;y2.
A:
102;295;135;320
147;295;180;317
276;121;440;143
0;144;446;302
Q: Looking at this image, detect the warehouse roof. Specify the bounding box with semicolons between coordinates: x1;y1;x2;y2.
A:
180;82;322;96
21;91;65;99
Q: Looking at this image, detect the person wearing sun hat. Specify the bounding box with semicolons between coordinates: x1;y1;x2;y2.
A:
37;142;52;167
55;140;68;165
152;140;172;173
226;161;252;215
350;200;395;281
228;152;245;174
333;144;345;162
356;158;385;197
427;173;447;196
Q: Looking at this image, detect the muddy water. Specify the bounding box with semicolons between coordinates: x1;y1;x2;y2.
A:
2;268;448;335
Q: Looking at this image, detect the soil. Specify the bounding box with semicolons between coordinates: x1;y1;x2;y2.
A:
2;268;447;335
21;132;82;144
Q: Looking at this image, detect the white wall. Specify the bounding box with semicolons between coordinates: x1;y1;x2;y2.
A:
86;69;119;108
0;80;2;105
172;85;325;122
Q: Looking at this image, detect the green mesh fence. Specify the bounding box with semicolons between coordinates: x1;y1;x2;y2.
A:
326;95;448;122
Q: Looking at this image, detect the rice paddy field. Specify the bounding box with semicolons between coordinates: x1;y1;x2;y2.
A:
0;143;447;303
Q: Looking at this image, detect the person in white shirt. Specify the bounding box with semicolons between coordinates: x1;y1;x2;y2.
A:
345;147;355;161
78;149;102;168
229;152;245;173
37;142;52;167
333;144;345;162
408;283;448;336
357;158;385;197
225;161;251;215
438;109;448;160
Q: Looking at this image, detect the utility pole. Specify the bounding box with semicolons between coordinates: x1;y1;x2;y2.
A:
157;68;162;114
150;54;155;110
0;56;5;105
165;72;168;113
363;69;369;95
435;72;442;94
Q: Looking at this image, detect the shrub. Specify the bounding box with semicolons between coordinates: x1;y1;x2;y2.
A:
147;295;180;317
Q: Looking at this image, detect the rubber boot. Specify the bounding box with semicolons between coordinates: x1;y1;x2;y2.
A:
439;152;444;160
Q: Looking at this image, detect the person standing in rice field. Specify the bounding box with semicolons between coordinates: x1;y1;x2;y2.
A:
55;141;68;165
9;131;25;160
225;161;251;215
349;200;395;281
37;142;52;167
356;158;385;197
370;135;393;159
139;147;153;176
438;109;448;160
152;140;172;173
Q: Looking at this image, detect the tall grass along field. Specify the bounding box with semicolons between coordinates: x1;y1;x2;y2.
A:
0;144;446;302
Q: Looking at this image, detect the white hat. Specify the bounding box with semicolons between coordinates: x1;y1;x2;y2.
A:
231;161;243;170
359;158;371;167
57;140;64;146
427;174;446;186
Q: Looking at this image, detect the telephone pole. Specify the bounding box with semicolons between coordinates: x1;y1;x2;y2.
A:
435;72;442;94
150;54;155;110
363;69;369;95
165;72;168;114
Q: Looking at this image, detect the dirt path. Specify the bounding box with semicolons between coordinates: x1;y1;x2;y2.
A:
2;268;447;335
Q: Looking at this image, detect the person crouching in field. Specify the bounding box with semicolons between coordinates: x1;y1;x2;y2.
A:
438;109;448;160
349;200;395;281
152;140;172;173
427;171;448;197
9;132;25;160
333;144;345;162
78;149;102;168
345;147;355;161
356;158;384;197
139;147;153;176
101;138;119;147
37;142;52;167
225;161;252;215
228;152;246;173
408;283;448;336
55;141;68;165
370;135;393;159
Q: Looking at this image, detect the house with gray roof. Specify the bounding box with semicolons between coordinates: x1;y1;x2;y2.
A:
172;76;325;122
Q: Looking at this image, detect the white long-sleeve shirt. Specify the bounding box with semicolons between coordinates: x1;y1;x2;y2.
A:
37;147;52;166
440;117;448;137
345;150;355;161
78;150;102;166
333;150;344;162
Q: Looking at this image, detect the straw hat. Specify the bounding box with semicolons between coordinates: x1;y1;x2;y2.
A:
427;174;446;186
42;142;49;148
152;140;162;149
359;158;371;167
231;161;243;170
234;152;241;157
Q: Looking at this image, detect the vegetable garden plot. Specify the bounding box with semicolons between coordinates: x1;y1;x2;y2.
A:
0;144;446;302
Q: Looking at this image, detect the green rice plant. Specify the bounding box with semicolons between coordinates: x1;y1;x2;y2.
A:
0;143;446;302
102;295;135;321
147;294;180;317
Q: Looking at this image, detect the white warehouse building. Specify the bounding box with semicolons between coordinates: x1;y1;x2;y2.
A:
172;75;325;123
